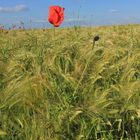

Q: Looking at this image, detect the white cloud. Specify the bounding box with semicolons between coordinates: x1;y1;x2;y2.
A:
0;5;29;13
65;18;89;22
109;9;118;13
31;19;48;23
65;18;79;22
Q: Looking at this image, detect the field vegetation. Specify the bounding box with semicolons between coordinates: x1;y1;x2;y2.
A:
0;24;140;140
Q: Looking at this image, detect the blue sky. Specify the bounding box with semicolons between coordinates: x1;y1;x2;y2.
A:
0;0;140;28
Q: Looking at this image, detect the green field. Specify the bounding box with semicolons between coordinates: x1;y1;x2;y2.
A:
0;25;140;140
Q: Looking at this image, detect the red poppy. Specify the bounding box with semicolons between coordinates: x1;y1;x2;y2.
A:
48;6;65;27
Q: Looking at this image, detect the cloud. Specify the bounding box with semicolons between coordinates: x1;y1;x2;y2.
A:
65;18;89;22
0;5;29;13
65;18;79;22
31;19;48;23
109;9;118;13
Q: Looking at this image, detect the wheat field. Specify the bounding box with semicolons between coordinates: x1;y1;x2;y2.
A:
0;24;140;140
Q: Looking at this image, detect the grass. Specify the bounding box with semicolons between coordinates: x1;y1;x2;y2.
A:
0;24;140;140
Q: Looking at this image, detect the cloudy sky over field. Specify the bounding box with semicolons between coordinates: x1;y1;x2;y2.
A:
0;0;140;28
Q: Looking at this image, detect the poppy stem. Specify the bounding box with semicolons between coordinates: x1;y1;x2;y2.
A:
53;26;56;46
92;41;95;50
53;26;55;39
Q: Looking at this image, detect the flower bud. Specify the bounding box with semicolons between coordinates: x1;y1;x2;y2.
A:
94;35;100;42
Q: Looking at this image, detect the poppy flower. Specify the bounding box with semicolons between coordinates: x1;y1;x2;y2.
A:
48;6;65;27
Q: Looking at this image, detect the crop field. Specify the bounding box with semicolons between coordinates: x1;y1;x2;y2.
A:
0;24;140;140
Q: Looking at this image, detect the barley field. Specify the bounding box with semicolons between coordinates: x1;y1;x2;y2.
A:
0;24;140;140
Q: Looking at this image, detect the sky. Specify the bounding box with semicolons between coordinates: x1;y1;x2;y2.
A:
0;0;140;28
